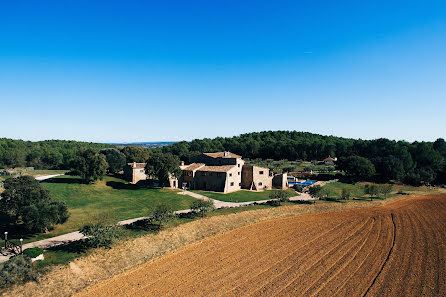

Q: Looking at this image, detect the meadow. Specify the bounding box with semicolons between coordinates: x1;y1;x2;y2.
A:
20;175;196;243
192;189;296;202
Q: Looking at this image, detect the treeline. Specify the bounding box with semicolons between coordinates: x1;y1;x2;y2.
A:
0;138;112;169
161;131;446;185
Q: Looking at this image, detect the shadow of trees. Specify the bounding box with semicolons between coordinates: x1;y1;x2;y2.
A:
41;177;83;184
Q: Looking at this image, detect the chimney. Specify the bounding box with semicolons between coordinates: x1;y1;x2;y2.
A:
224;151;229;157
180;161;185;166
133;162;136;168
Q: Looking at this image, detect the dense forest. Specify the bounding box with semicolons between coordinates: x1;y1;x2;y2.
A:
161;131;446;185
0;138;111;169
1;131;446;186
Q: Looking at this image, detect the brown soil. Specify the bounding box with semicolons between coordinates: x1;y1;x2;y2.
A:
77;194;446;297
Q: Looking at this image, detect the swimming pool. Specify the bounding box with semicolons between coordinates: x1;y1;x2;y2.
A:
297;180;317;186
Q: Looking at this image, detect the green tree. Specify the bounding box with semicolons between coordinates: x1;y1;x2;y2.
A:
379;184;393;198
190;200;215;217
269;190;292;204
341;188;351;200
99;148;126;173
71;149;108;183
121;146;149;163
145;152;182;187
150;204;174;228
79;223;122;248
364;184;379;201
0;176;70;233
338;156;376;182
309;186;324;200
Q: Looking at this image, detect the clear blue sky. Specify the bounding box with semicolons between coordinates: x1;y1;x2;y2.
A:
1;0;445;143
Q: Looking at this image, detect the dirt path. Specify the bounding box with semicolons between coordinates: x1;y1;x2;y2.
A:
77;194;446;297
34;174;64;181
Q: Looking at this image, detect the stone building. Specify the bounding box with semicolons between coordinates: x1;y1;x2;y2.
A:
241;164;273;191
272;173;289;190
123;162;147;184
180;151;281;193
180;152;245;193
124;151;288;192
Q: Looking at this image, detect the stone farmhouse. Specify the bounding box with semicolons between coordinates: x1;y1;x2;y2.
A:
123;162;147;184
124;151;287;193
180;151;282;193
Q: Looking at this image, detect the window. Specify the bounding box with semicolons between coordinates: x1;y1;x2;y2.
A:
259;171;264;175
140;169;144;173
230;182;234;186
238;172;240;175
209;173;213;176
238;164;240;167
239;183;241;186
229;173;232;177
258;182;263;186
201;172;205;176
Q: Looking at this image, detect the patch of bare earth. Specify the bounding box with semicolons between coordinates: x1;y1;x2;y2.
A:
75;194;446;297
3;194;444;297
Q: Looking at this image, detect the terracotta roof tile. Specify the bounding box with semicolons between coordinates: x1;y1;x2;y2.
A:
197;165;236;173
127;162;146;169
182;163;205;171
203;152;242;159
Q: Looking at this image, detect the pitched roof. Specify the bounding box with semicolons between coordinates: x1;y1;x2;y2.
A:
323;157;336;162
127;162;146;169
197;165;236;173
181;163;205;171
203;152;242;159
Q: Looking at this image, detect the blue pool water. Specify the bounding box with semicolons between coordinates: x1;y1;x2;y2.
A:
297;180;317;186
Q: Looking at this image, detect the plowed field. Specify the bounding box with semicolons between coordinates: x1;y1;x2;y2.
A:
77;194;446;297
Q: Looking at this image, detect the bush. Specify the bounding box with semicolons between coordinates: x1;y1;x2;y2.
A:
150;204;174;228
79;223;122;248
341;188;351;200
0;255;38;288
22;247;44;258
293;184;306;193
190;200;215;217
309;186;323;199
269;190;292;202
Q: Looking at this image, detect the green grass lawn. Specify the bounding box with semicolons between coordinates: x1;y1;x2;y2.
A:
192;189;296;202
322;181;438;200
24;170;68;176
17;175;196;243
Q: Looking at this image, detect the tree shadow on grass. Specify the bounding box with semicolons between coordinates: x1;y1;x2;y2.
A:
42;177;83;184
176;212;199;219
106;180;161;190
47;239;91;254
124;219;160;232
289;200;314;205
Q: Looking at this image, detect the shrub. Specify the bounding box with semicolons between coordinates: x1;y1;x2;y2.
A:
190;200;215;217
150;204;174;228
293;184;306;193
309;186;323;199
269;190;292;202
341;188;351;200
79;223;122;248
22;247;44;258
379;184;393;198
0;255;38;288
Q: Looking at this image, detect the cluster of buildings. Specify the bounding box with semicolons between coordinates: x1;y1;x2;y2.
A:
124;151;288;193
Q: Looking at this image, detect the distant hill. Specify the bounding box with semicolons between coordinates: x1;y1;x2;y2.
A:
110;142;176;148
